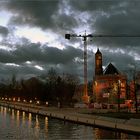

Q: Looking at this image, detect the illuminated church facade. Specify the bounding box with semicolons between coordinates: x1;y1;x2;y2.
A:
93;49;127;104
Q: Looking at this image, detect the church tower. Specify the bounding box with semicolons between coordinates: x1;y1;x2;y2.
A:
95;48;103;75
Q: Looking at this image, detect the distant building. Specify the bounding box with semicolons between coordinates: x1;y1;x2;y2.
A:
129;73;140;104
93;48;127;104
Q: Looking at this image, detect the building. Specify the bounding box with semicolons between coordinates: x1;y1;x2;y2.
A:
93;49;127;104
129;73;140;105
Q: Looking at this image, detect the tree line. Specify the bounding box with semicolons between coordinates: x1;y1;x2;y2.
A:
0;68;80;107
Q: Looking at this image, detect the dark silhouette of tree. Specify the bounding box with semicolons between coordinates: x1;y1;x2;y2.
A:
45;68;58;102
0;68;80;107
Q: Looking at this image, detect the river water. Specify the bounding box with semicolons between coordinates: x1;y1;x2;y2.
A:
0;106;140;140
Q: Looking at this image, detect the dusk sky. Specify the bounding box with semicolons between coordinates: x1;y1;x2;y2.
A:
0;0;140;82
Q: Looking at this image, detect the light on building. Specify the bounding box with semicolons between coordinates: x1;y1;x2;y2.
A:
95;81;97;86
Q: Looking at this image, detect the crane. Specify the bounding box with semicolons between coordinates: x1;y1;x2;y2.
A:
65;31;92;103
65;32;140;104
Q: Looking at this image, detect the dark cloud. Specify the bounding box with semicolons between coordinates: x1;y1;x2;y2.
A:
0;0;140;81
92;1;140;47
102;49;134;68
2;0;77;32
0;62;44;80
3;0;60;29
68;0;129;13
69;0;122;12
52;13;78;31
0;42;83;64
0;26;9;37
0;41;86;80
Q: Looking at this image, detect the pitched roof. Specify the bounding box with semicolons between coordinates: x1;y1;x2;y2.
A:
103;63;120;75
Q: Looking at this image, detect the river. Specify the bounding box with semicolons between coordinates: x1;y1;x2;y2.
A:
0;106;140;139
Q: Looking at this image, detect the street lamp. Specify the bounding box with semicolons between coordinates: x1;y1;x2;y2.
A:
13;97;15;101
23;99;26;103
29;100;32;103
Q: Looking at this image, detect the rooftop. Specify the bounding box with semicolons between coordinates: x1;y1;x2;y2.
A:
104;63;120;75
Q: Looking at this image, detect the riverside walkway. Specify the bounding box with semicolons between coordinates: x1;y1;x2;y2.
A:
0;101;140;135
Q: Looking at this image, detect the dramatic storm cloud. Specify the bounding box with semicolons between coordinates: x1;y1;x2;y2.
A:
0;26;9;37
0;0;140;82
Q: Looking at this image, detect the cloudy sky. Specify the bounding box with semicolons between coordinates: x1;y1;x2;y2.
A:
0;0;140;82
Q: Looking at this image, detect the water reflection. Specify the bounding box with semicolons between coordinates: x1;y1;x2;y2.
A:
33;115;39;139
16;110;20;126
0;106;140;139
28;113;32;128
95;128;116;139
45;116;48;138
4;107;7;116
45;117;48;130
8;108;11;112
11;109;15;120
94;127;140;139
0;106;3;115
22;111;25;125
35;115;39;129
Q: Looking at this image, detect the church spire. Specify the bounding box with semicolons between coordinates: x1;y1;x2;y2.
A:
95;48;103;75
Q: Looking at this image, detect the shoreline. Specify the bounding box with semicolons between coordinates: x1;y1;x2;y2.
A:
0;101;140;135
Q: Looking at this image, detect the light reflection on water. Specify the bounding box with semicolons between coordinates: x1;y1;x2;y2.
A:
0;106;140;139
22;111;25;125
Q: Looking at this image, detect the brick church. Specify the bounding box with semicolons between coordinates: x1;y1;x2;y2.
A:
93;48;127;104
